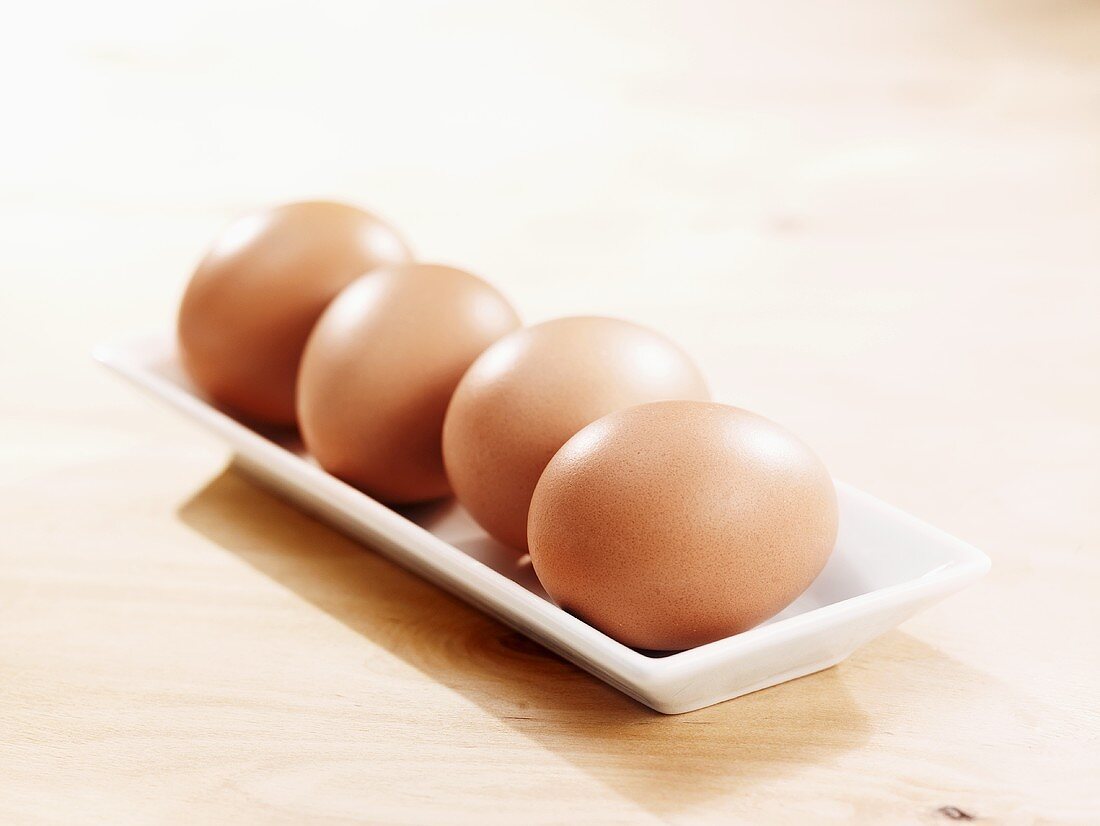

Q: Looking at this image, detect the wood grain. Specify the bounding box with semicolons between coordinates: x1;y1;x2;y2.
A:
2;1;1098;822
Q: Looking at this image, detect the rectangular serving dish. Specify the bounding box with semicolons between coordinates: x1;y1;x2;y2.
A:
96;335;990;714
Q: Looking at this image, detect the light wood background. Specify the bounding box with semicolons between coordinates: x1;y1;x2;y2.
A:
2;1;1098;823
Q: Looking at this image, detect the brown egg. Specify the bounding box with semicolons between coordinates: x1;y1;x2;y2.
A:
177;201;412;424
297;263;521;504
528;400;838;651
442;316;709;551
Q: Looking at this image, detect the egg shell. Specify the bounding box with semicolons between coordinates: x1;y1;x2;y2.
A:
442;316;709;551
297;263;521;504
177;201;411;424
527;400;839;651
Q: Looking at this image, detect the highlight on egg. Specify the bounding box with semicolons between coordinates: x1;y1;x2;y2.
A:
527;400;839;651
177;200;411;425
442;316;710;551
297;262;521;504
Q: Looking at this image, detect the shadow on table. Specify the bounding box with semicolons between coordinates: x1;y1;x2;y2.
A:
179;465;880;816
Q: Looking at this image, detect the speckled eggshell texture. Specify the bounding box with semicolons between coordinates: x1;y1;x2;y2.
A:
527;400;839;651
441;316;710;551
178;201;412;425
297;263;521;504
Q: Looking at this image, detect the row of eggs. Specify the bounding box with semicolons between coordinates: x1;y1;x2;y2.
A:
177;201;837;651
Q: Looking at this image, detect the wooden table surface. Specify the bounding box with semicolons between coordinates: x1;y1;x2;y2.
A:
2;1;1098;823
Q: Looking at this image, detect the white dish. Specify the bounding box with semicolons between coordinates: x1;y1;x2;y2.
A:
95;335;990;714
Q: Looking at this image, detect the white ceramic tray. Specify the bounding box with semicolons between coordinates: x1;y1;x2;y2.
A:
96;335;990;714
